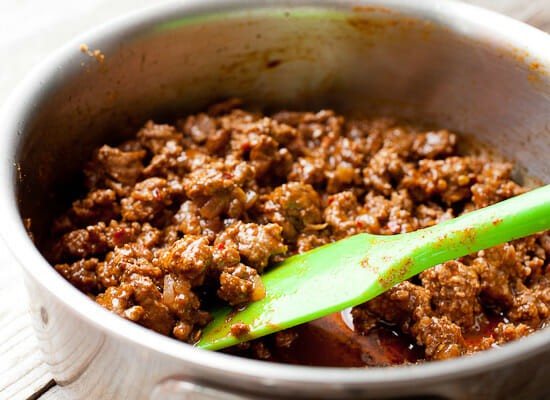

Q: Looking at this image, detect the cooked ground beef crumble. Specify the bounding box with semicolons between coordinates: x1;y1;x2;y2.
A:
48;99;550;365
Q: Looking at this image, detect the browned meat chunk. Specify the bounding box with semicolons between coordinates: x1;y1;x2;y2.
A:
260;182;323;242
183;113;216;144
55;258;99;293
420;260;481;328
121;177;181;222
471;244;524;309
218;264;266;306
471;162;524;208
100;242;162;287
172;200;222;240
95;145;146;185
411;130;456;159
158;236;212;286
162;273;209;341
493;322;534;344
231;323;251;337
401;157;481;205
411;316;466;360
215;222;287;272
48;102;549;365
363;148;405;196
182;160;256;219
324;191;363;237
137;121;183;154
288;156;326;185
56;220;142;260
67;189;120;228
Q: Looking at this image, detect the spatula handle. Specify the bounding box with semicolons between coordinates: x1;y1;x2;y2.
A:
402;184;550;278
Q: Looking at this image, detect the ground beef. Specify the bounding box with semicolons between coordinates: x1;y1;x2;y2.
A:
259;182;323;242
218;264;266;306
48;100;549;365
214;222;286;272
158;235;212;286
420;260;482;328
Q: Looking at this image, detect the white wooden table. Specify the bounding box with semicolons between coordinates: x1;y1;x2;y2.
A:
0;1;549;399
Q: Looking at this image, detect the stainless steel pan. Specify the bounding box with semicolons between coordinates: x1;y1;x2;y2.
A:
1;1;549;398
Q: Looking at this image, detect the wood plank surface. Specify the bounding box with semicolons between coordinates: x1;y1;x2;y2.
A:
0;240;55;400
35;385;64;400
0;1;549;399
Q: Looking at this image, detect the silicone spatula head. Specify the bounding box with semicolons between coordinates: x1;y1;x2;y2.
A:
196;185;550;350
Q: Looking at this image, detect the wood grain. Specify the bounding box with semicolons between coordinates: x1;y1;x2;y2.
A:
34;385;64;400
0;240;54;399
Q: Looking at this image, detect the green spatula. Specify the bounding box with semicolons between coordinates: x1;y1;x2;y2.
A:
196;185;550;350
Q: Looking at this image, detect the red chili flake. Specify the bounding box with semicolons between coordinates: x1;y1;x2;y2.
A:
222;172;233;179
113;228;126;245
217;243;225;250
356;221;364;228
152;188;162;201
328;196;335;204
